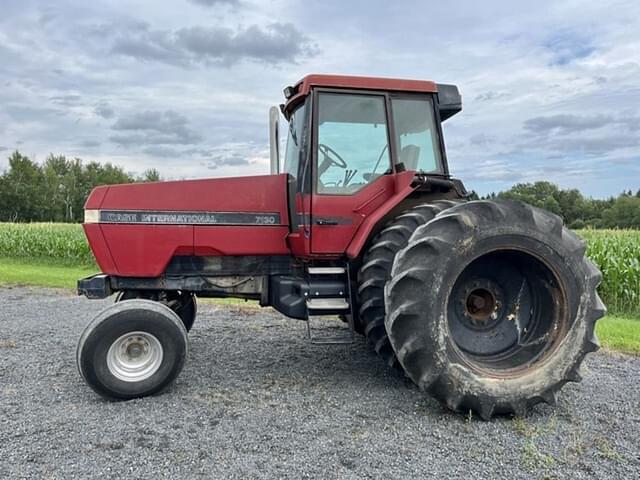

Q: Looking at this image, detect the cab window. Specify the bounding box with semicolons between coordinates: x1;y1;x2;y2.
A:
316;93;390;195
391;97;442;173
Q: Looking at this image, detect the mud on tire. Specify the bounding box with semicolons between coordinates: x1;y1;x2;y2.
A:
385;200;605;419
357;200;459;366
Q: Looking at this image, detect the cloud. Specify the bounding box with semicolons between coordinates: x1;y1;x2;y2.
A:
49;94;82;106
142;146;182;157
188;0;238;6
206;152;250;169
543;31;596;66
95;104;115;119
618;115;640;131
0;146;7;152
110;110;202;146
523;114;612;134
469;133;496;147
523;114;640;143
111;22;318;66
79;140;101;148
4;105;61;123
1;0;639;197
544;135;640;156
474;91;507;102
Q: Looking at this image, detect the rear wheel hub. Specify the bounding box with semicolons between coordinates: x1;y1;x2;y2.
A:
447;250;560;371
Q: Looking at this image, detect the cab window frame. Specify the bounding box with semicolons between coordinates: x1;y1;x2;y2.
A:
282;96;313;195
311;88;396;196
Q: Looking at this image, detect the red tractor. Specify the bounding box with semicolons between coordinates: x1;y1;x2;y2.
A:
77;74;604;419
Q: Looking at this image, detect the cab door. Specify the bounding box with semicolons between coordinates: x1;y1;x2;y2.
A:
310;91;396;254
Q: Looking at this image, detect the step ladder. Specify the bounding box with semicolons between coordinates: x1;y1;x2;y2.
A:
305;266;356;345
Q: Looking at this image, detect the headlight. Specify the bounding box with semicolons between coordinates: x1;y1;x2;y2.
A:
84;209;100;223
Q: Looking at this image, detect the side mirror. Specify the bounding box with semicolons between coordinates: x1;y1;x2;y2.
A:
269;106;280;174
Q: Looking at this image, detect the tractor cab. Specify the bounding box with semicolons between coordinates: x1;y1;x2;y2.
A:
273;74;463;256
279;74;461;186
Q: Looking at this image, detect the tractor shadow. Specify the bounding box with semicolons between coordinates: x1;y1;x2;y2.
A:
180;304;573;424
185;306;420;394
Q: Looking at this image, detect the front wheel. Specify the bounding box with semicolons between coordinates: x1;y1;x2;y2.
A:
77;299;189;400
385;200;605;419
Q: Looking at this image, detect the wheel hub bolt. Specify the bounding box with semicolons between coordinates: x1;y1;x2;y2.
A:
127;344;143;358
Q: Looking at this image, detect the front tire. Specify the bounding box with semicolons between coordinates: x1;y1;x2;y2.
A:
385;200;605;419
77;299;189;400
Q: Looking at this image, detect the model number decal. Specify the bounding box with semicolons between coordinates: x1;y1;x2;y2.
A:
98;210;281;226
254;215;277;224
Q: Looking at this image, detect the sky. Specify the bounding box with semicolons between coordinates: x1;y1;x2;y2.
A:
0;0;638;197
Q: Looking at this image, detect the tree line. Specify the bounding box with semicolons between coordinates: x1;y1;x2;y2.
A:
0;151;160;223
471;182;640;229
1;150;638;228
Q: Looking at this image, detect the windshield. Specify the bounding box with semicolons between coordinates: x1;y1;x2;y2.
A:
316;93;391;195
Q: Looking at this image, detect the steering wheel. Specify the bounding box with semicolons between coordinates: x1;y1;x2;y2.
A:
318;143;348;169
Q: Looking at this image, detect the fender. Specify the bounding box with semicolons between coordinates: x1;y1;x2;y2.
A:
345;171;417;259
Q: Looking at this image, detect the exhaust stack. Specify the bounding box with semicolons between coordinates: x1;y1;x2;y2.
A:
269;106;280;174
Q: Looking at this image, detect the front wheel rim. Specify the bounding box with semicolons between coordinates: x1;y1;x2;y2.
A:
106;331;164;382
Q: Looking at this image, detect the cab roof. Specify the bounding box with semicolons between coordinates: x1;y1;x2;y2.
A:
294;74;438;95
280;74;462;120
282;74;453;120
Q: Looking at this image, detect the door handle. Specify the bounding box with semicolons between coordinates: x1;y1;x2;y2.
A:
315;219;338;225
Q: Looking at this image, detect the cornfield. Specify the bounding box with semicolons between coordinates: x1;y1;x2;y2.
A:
0;223;94;265
0;223;638;316
577;229;640;316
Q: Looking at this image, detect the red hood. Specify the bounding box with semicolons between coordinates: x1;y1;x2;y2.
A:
83;173;291;277
85;173;289;215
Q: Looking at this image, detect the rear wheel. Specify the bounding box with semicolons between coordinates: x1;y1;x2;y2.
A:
385;200;605;418
77;299;189;400
115;290;197;332
357;200;459;366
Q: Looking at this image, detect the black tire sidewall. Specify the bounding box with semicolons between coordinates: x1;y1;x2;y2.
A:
79;303;188;400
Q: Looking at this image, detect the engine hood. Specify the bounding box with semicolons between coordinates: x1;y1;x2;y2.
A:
82;173;291;277
84;173;290;225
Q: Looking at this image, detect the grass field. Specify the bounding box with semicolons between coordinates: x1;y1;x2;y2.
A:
0;223;639;355
0;256;97;289
595;315;640;355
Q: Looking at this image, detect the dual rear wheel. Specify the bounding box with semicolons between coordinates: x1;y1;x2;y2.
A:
360;200;604;418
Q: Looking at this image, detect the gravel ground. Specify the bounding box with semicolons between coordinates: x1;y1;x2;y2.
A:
0;286;639;479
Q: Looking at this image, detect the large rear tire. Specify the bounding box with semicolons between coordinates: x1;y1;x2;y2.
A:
385;200;605;419
357;200;459;366
77;299;189;400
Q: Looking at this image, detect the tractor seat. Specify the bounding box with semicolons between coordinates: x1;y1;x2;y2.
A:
400;145;420;171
